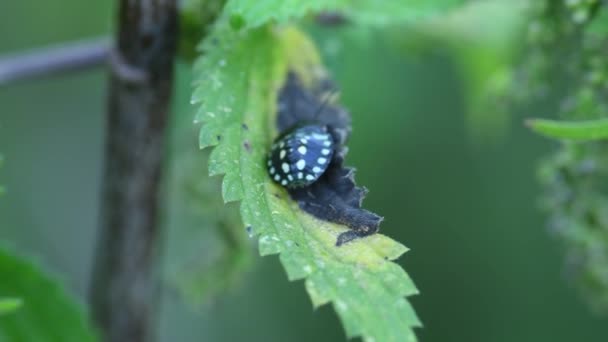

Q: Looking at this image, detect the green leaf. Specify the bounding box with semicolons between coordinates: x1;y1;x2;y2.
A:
0;298;22;315
223;0;464;29
526;118;608;141
0;247;98;342
192;26;420;341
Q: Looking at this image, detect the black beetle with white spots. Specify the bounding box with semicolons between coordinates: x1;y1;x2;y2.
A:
267;124;334;188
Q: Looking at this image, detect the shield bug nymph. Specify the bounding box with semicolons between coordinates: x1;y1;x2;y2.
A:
267;124;335;188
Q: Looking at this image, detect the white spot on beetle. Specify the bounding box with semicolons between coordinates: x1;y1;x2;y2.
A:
269;167;275;174
274;175;280;181
317;157;327;164
313;166;322;173
282;163;290;173
297;172;303;179
297;146;307;155
296;159;306;170
281;179;287;186
323;140;331;147
279;149;286;159
306;174;315;181
321;149;330;155
287;175;293;181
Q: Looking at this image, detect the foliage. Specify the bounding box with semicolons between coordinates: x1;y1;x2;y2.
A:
0;247;97;341
519;0;608;312
188;0;488;339
192;24;420;341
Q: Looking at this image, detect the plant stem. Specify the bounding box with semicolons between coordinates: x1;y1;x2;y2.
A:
0;38;109;85
89;1;178;342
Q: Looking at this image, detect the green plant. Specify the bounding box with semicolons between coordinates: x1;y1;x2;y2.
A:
522;0;608;313
186;1;468;339
6;0;603;341
1;0;465;340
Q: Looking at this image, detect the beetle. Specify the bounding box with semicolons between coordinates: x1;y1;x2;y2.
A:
267;74;382;246
267;124;335;188
267;90;338;188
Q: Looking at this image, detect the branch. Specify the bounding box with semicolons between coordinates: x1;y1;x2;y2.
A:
0;38;109;85
89;1;178;342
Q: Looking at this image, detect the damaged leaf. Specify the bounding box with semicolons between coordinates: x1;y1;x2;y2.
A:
192;24;420;341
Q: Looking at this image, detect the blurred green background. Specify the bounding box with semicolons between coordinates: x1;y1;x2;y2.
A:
1;1;607;341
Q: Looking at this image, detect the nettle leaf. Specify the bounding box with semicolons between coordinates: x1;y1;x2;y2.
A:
0;247;97;342
192;26;420;341
526;118;608;141
223;0;464;29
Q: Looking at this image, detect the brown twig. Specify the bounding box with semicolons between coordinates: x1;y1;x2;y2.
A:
89;1;178;342
0;38;109;85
